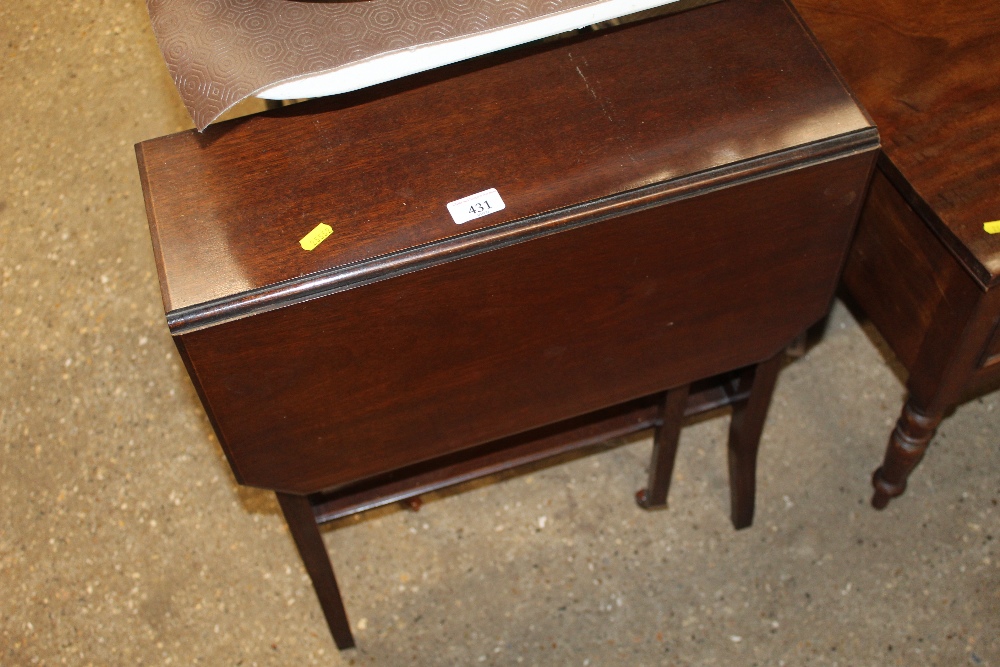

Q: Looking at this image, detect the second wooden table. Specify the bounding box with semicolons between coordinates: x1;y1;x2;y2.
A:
796;0;1000;508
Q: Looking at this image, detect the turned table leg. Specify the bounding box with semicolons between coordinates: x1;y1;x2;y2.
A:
871;401;942;509
865;283;998;509
727;351;784;530
276;492;356;650
636;383;691;509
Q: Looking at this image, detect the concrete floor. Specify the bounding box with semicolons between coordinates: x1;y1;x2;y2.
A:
2;1;999;665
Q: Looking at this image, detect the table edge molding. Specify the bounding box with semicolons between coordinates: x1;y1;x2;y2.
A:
165;127;879;335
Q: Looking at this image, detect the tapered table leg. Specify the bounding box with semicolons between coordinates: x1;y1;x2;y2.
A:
727;351;783;530
636;383;691;509
871;401;942;509
276;492;356;650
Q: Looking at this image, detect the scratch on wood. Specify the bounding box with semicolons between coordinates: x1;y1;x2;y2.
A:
569;52;614;123
574;65;599;100
568;51;635;163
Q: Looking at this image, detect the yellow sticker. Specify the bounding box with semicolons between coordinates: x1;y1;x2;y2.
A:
984;221;1000;235
299;223;333;251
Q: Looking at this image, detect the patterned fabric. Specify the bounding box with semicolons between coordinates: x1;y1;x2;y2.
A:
147;0;612;130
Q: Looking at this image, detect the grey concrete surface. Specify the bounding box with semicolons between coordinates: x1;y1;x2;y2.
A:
1;1;998;665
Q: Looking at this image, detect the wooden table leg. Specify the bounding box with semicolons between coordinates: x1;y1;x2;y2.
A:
276;492;356;650
636;383;691;510
869;285;999;509
870;341;982;510
871;401;942;509
727;351;783;530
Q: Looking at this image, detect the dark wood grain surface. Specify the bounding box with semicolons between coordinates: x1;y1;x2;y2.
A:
841;169;973;372
139;0;877;495
795;0;1000;286
178;152;874;494
138;0;872;316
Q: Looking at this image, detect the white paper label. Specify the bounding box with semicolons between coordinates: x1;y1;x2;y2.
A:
447;188;505;225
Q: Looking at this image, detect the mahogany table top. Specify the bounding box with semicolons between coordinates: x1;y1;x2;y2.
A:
795;0;1000;287
138;0;872;328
